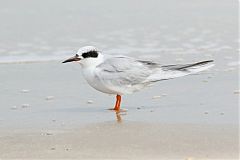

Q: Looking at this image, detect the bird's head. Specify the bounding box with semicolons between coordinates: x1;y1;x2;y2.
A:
62;46;102;67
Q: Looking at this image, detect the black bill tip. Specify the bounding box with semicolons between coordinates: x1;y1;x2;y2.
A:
62;56;81;63
62;59;72;63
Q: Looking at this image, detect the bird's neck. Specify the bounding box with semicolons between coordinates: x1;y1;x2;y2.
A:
80;53;104;69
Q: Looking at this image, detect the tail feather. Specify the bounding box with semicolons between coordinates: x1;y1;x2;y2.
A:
161;60;214;71
146;60;214;82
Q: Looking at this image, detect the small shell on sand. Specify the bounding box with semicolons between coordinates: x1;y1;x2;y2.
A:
21;104;30;108
21;89;30;93
45;96;55;101
87;100;94;104
152;96;161;99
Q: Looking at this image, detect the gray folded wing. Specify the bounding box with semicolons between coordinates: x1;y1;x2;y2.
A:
94;55;213;94
94;56;158;92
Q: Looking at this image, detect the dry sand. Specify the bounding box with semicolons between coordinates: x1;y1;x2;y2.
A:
0;122;238;159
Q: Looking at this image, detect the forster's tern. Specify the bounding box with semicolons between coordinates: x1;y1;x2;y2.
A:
63;46;214;111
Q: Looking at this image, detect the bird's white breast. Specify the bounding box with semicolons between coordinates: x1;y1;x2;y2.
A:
82;67;117;94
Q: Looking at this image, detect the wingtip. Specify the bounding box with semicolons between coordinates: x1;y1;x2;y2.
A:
203;60;214;63
197;60;214;66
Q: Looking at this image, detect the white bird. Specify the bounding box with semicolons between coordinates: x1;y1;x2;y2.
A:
62;46;214;111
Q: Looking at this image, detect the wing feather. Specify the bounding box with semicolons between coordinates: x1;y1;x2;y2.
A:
94;56;155;93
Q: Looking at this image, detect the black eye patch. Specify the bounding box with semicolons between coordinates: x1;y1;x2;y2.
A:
82;51;98;58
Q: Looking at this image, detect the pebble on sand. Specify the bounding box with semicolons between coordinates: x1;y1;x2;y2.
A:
204;111;209;115
45;96;55;101
87;100;94;104
21;89;30;93
152;96;161;99
21;104;30;108
46;133;53;136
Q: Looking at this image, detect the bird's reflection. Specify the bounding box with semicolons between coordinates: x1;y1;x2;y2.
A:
115;111;127;123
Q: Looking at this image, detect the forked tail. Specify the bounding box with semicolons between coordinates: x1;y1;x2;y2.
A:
162;60;214;73
147;60;214;82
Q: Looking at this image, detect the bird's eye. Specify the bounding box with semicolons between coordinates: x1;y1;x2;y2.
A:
76;54;79;57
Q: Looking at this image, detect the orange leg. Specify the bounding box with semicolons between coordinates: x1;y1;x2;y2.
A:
114;95;121;111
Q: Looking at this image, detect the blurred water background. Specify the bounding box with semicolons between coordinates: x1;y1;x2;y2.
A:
0;0;238;65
